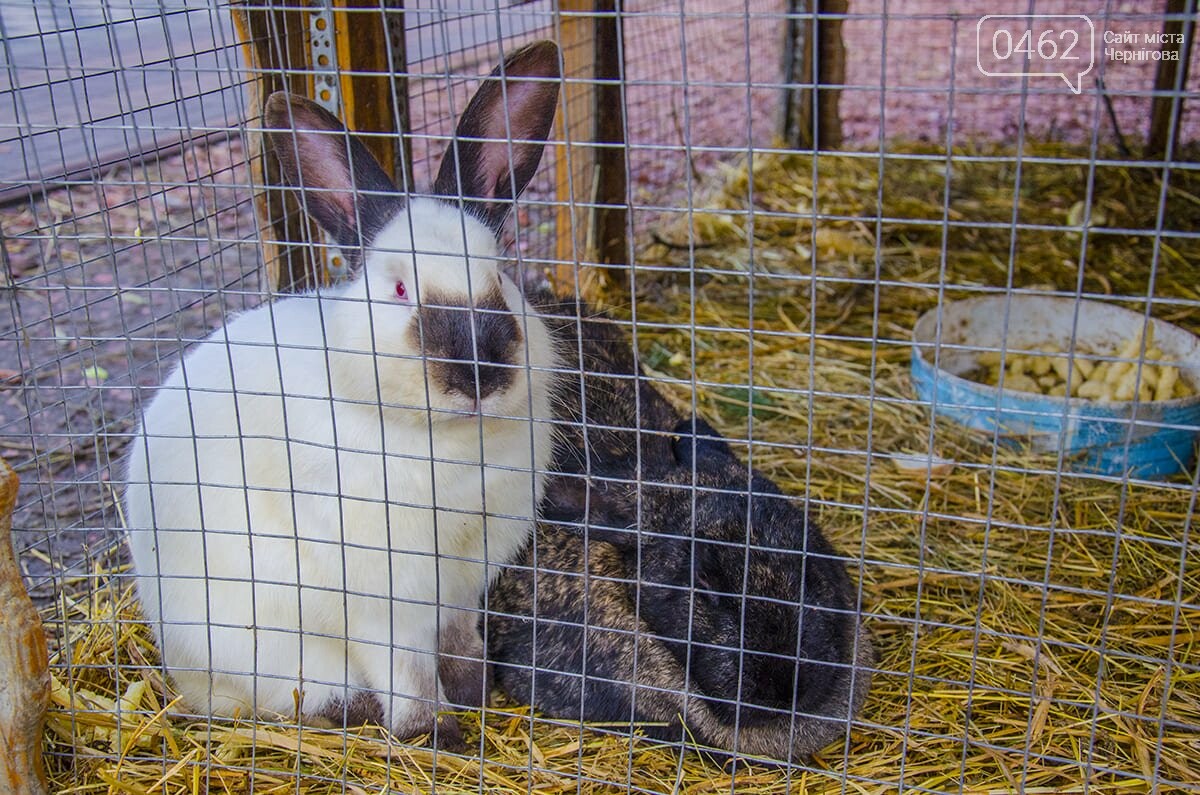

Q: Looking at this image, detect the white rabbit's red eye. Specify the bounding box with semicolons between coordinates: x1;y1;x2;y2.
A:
394;281;408;301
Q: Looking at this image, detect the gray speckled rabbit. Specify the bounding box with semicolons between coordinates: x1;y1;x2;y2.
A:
487;306;873;761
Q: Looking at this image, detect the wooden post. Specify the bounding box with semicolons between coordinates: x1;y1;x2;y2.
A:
553;0;627;296
592;3;628;274
1146;0;1196;159
231;0;409;292
781;0;812;148
231;1;315;292
0;461;50;795
780;0;845;150
333;1;407;186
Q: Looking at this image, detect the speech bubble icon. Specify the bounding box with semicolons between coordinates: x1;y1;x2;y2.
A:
977;14;1095;95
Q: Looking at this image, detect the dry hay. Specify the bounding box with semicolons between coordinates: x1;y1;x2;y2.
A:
42;144;1200;793
43;570;868;795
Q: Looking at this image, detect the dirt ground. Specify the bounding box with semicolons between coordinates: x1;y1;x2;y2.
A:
3;1;1197;603
2;133;263;599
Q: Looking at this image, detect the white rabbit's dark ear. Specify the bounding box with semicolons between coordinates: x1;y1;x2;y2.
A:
433;40;561;233
264;92;404;250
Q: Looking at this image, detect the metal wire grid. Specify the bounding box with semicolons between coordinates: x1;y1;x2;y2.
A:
402;2;567;276
0;1;248;198
0;1;1197;792
1;1;261;602
840;0;1200;146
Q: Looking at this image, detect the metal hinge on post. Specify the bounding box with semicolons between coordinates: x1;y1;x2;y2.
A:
309;0;350;282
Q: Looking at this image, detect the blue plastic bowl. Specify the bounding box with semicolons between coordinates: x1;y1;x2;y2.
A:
911;296;1200;479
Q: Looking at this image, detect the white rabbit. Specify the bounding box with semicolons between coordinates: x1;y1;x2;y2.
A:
124;41;563;746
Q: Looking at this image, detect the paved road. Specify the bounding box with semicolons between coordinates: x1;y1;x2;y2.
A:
0;0;551;198
0;1;245;193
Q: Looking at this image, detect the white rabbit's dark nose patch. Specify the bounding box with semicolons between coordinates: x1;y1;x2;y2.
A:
410;287;522;403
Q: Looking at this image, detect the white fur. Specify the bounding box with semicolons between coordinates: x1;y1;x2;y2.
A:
125;198;558;732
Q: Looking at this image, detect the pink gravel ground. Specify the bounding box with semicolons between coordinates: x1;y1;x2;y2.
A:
618;1;1198;205
839;1;1200;148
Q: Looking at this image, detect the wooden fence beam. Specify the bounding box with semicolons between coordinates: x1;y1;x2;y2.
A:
333;1;409;187
592;2;628;274
553;0;627;297
0;461;49;795
231;1;315;292
780;0;845;151
232;1;410;291
1146;0;1196;159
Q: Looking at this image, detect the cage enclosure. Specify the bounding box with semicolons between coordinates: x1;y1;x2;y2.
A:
2;1;1198;793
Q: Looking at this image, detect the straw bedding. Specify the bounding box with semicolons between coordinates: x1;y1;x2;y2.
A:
42;143;1200;793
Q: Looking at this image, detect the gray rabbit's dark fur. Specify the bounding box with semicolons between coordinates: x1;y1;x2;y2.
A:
487;301;873;761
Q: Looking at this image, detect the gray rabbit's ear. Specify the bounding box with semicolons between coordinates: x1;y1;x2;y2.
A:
264;92;404;250
542;474;640;548
688;548;720;603
671;417;737;467
433;40;561;234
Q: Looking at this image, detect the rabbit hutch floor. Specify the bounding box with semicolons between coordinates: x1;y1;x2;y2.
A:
41;144;1200;793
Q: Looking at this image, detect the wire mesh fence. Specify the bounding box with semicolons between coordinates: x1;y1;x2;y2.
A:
2;1;1198;793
